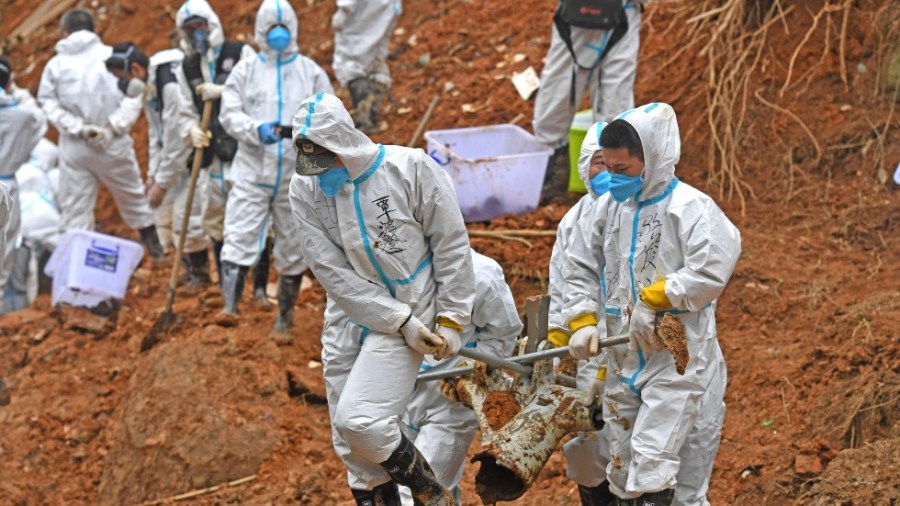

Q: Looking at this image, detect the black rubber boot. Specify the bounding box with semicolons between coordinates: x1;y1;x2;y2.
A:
579;481;616;506
616;489;674;506
217;261;248;327
252;239;273;310
539;145;570;206
348;76;377;134
183;250;213;289
369;79;389;131
380;434;454;506
211;239;224;287
139;225;166;261
350;482;401;506
271;274;302;344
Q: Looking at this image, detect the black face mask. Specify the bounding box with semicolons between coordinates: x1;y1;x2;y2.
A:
294;140;339;176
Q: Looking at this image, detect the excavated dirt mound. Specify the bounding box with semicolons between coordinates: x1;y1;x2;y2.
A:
1;0;899;504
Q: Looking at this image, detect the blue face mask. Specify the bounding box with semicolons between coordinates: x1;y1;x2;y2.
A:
608;173;644;203
266;26;291;53
317;167;350;197
589;171;611;196
190;30;209;53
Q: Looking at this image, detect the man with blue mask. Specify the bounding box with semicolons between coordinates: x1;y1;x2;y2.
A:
332;0;402;133
0;56;47;313
218;0;332;338
173;0;255;286
289;92;474;506
561;103;741;506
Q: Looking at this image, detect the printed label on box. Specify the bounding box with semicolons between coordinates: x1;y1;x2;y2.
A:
85;248;119;273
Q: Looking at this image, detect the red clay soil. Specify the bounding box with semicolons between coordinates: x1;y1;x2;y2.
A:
2;0;899;505
483;391;523;431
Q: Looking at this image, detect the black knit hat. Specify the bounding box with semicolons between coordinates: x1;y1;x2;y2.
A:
0;56;11;90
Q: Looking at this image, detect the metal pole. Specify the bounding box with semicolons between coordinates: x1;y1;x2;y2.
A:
416;335;629;383
457;347;533;375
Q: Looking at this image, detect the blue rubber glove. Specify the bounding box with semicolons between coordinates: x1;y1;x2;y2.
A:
257;121;280;145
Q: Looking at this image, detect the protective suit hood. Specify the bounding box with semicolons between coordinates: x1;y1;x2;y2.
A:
149;48;184;69
175;0;226;55
292;92;380;180
255;0;299;56
55;30;105;56
578;121;608;199
617;102;681;200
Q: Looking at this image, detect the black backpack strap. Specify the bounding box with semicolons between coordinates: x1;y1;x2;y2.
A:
154;62;177;111
214;40;244;84
181;53;205;114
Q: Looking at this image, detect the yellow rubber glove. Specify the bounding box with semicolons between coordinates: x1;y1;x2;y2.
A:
435;316;463;331
548;329;570;347
568;313;599;332
640;280;672;311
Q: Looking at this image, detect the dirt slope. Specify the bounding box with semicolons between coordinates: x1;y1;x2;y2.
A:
1;0;898;504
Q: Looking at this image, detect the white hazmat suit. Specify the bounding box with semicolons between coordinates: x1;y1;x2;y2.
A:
400;250;522;504
36;30;153;232
220;0;333;275
332;0;402;88
533;1;643;148
0;85;46;310
174;0;255;245
563;102;740;502
289;92;475;491
146;49;206;256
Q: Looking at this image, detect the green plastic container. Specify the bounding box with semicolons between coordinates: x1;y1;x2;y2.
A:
567;110;594;193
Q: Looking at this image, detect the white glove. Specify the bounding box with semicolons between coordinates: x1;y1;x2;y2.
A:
582;378;604;407
434;326;461;361
196;83;224;101
568;325;599;360
332;8;349;30
629;301;660;353
189;123;212;149
400;315;444;356
82;125;114;150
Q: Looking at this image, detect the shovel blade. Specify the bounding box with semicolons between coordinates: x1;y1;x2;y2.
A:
141;310;176;352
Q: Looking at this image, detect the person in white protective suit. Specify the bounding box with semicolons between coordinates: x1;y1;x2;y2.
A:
173;0;256;283
533;0;646;203
0;56;48;313
36;9;164;260
0;183;11;405
331;0;402;133
218;0;334;335
289;92;474;506
395;250;523;506
561;102;740;506
6;140;60;313
105;43;213;288
545;120;617;506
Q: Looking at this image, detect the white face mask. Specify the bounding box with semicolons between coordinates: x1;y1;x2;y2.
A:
124;77;147;99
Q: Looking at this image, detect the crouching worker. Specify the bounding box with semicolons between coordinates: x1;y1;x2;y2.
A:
400;250;523;505
289;92;475;505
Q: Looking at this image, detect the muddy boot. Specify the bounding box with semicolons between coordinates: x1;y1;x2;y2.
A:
351;482;402;506
183;250;213;289
349;76;377;134
380;434;454;506
211;239;224;288
579;481;616;506
139;225;166;264
252;239;273;310
271;274;302;345
216;261;247;327
616;489;674;506
539;145;570;206
369;79;389;132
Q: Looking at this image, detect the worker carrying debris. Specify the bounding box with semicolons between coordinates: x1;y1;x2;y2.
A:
0;56;47;313
36;9;164;261
331;0;403;133
405;249;523;504
218;0;333;335
561;102;741;505
289;92;474;506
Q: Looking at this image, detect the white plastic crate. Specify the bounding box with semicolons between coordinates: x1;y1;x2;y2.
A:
425;124;552;222
44;229;144;308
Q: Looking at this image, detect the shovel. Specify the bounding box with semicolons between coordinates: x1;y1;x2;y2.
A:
140;99;214;352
